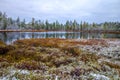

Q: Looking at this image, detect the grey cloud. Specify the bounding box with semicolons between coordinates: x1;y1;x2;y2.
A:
0;0;119;23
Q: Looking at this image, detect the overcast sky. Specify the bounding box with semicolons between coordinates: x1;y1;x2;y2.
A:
0;0;120;23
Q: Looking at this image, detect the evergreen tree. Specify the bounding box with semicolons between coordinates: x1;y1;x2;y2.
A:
73;20;77;31
34;21;40;29
0;12;2;21
80;21;83;31
55;20;60;30
32;18;35;28
21;19;26;29
3;18;7;30
9;18;13;24
45;20;49;30
65;20;70;31
103;22;108;30
16;17;20;27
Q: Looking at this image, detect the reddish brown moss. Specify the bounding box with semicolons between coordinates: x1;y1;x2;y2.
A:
14;38;65;48
14;38;108;50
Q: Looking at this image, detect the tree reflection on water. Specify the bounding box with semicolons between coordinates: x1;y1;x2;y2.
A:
0;32;119;44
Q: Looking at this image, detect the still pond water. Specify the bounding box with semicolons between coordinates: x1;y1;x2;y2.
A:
0;31;120;44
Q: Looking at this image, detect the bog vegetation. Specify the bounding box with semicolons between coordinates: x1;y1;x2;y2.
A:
0;38;120;79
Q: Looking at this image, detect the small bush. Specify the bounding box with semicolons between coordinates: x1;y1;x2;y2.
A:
0;57;10;68
14;60;47;70
0;40;6;46
0;45;15;55
103;61;120;69
80;53;100;63
6;48;36;62
0;46;9;54
0;62;10;68
70;68;85;76
62;47;82;56
53;57;73;67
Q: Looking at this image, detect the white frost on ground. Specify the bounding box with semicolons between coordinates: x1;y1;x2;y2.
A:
10;69;30;75
90;73;110;80
18;70;30;75
0;76;18;80
0;69;30;80
79;39;120;59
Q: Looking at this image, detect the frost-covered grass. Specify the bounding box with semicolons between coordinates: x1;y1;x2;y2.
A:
0;38;120;79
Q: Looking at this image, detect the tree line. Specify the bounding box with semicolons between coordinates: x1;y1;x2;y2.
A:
0;12;120;31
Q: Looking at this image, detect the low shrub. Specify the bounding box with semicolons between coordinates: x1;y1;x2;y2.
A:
62;47;82;56
0;62;10;68
14;60;47;70
80;53;100;63
53;58;73;67
103;61;120;69
0;46;9;54
70;68;85;76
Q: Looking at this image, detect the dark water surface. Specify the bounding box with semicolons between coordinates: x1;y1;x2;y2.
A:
0;31;120;44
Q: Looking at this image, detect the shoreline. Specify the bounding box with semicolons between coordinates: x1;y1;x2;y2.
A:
0;30;120;34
